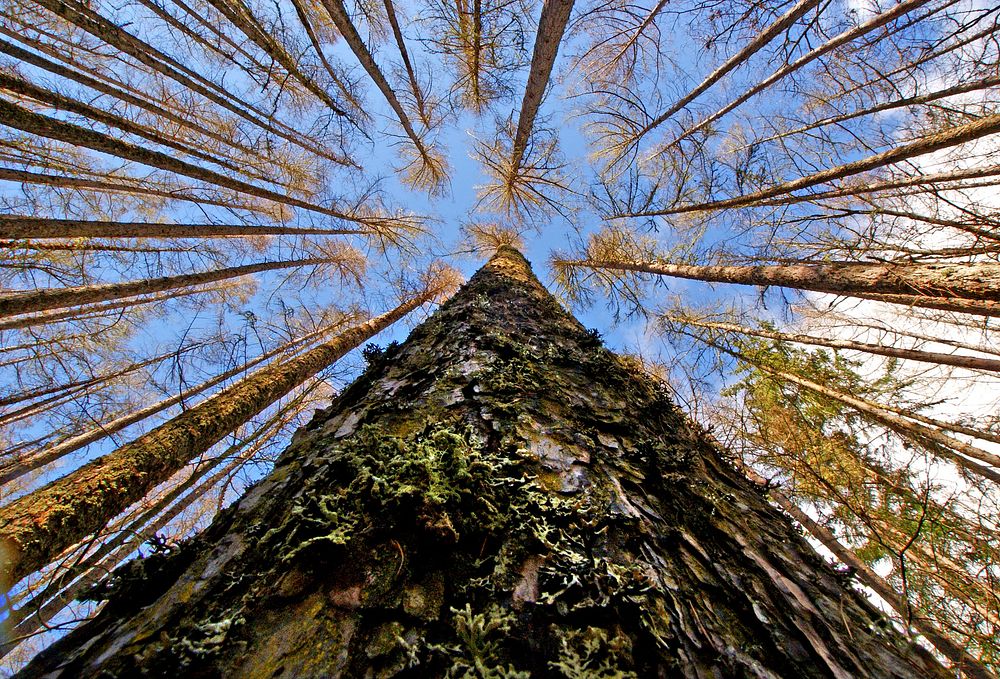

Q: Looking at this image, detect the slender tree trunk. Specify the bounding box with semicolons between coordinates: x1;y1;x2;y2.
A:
0;72;281;179
0;168;265;213
0;35;270;164
382;0;430;127
0;287;217;332
715;342;1000;483
0;256;338;319
656;0;935;152
27;0;347;162
0;216;362;240
0;319;355;484
0;98;379;228
507;0;574;175
735;463;992;679
750;74;1000;149
665;315;1000;373
318;0;437;169
0;392;306;656
748;163;1000;210
198;0;355;122
0;346;201;409
0;285;443;585
560;257;1000;307
632;0;824;145
846;292;1000;318
12;248;948;677
287;0;366;115
626;112;1000;216
137;0;272;74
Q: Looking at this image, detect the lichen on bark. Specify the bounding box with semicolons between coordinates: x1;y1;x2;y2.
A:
17;247;948;678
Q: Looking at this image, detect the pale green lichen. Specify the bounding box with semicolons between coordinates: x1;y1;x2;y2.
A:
550;627;638;678
430;604;530;678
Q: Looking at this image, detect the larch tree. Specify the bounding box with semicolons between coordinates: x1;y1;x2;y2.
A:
1;0;999;674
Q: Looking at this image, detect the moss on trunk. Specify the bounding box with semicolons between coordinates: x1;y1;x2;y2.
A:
16;247;948;678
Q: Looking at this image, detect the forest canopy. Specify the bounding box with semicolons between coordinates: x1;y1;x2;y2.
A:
0;0;998;673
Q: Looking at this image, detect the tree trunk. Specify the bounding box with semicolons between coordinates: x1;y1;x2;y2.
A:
0;392;305;656
382;0;430;127
0;168;266;213
749;73;1000;149
0;99;375;228
559;257;1000;311
734;463;992;679
0;216;362;240
630;112;1000;216
26;0;346;162
0;256;336;319
665;314;1000;373
508;0;574;175
0;323;335;484
711;341;1000;484
0;286;217;332
0;288;441;585
633;0;824;145
656;0;933;152
11;247;948;677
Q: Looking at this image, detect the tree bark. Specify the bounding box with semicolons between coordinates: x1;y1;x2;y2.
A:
507;0;574;175
0;256;336;319
11;247;949;677
0;99;379;228
560;257;1000;313
0;288;441;585
0;216;362;240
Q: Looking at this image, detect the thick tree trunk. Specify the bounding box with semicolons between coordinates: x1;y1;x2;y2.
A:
11;248;948;677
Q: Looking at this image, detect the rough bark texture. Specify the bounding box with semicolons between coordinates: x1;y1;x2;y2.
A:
14;248;948;677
